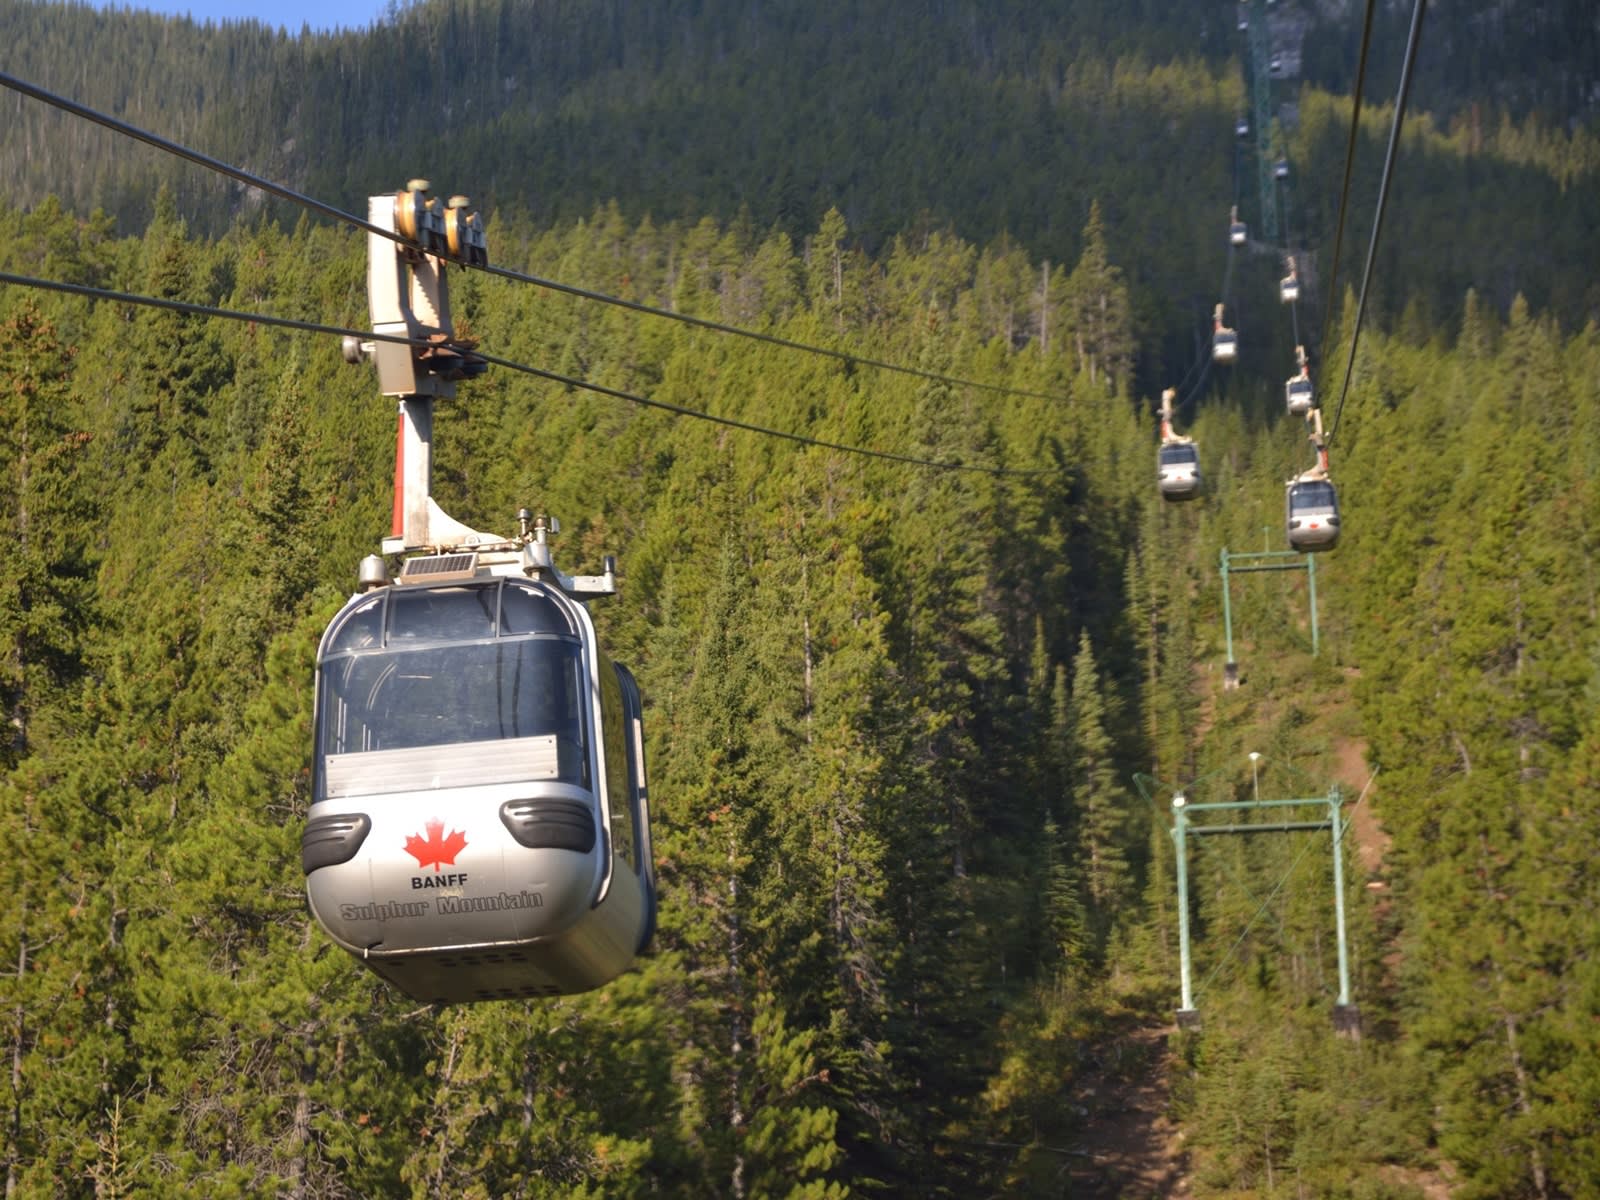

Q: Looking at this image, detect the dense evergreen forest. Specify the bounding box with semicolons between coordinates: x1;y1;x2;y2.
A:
1;0;1599;1197
2;0;1599;376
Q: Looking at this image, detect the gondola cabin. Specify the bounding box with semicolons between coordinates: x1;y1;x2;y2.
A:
1285;374;1314;415
1236;118;1249;138
1158;440;1203;500
1230;220;1248;247
305;557;656;1003
1280;273;1300;303
1274;159;1290;180
1213;328;1239;364
1286;478;1340;551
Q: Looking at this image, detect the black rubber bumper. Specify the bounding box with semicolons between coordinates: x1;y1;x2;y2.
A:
500;797;596;853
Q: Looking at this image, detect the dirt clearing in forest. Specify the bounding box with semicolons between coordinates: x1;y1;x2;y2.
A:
1331;735;1387;879
1062;1023;1190;1198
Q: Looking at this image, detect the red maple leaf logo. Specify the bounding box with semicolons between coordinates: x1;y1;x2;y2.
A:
404;820;468;871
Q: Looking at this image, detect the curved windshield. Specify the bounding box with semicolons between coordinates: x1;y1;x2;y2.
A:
1159;444;1198;467
1290;481;1338;510
321;639;584;750
317;581;589;786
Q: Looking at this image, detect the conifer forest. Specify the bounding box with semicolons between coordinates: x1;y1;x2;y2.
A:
2;0;1599;1195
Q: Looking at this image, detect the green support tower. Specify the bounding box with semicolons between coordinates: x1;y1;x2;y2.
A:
1169;782;1358;1035
1219;544;1319;689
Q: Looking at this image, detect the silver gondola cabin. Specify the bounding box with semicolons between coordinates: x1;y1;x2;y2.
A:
1212;302;1238;364
1156;388;1202;501
1285;345;1313;416
1285;372;1314;416
1286;477;1340;551
307;541;657;1003
1159;441;1202;500
1280;255;1300;304
306;181;655;1003
1286;413;1340;552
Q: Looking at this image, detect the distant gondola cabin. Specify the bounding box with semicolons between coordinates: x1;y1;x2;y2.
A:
1285;375;1314;415
1158;440;1203;500
1286;479;1340;551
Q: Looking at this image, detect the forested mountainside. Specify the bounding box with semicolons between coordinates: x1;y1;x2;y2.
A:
1;0;1598;382
1;194;1165;1197
2;0;1600;1197
1301;0;1600;127
4;196;1599;1199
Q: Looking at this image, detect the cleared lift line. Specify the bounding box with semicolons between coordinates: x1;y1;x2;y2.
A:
0;269;1059;478
0;69;1069;407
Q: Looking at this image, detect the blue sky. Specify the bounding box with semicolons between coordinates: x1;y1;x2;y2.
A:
92;0;401;34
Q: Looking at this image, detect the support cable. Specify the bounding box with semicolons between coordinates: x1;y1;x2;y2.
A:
0;69;1068;406
1174;349;1216;417
0;70;403;244
1315;0;1380;371
1327;0;1423;447
0;269;1059;478
470;262;1067;405
1167;166;1243;419
1170;357;1205;413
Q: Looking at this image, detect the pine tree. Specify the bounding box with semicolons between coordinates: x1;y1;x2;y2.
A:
121;185;228;482
1062;200;1134;394
0;300;91;769
805;208;868;334
1039;815;1088;971
649;532;809;1196
1066;631;1132;948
